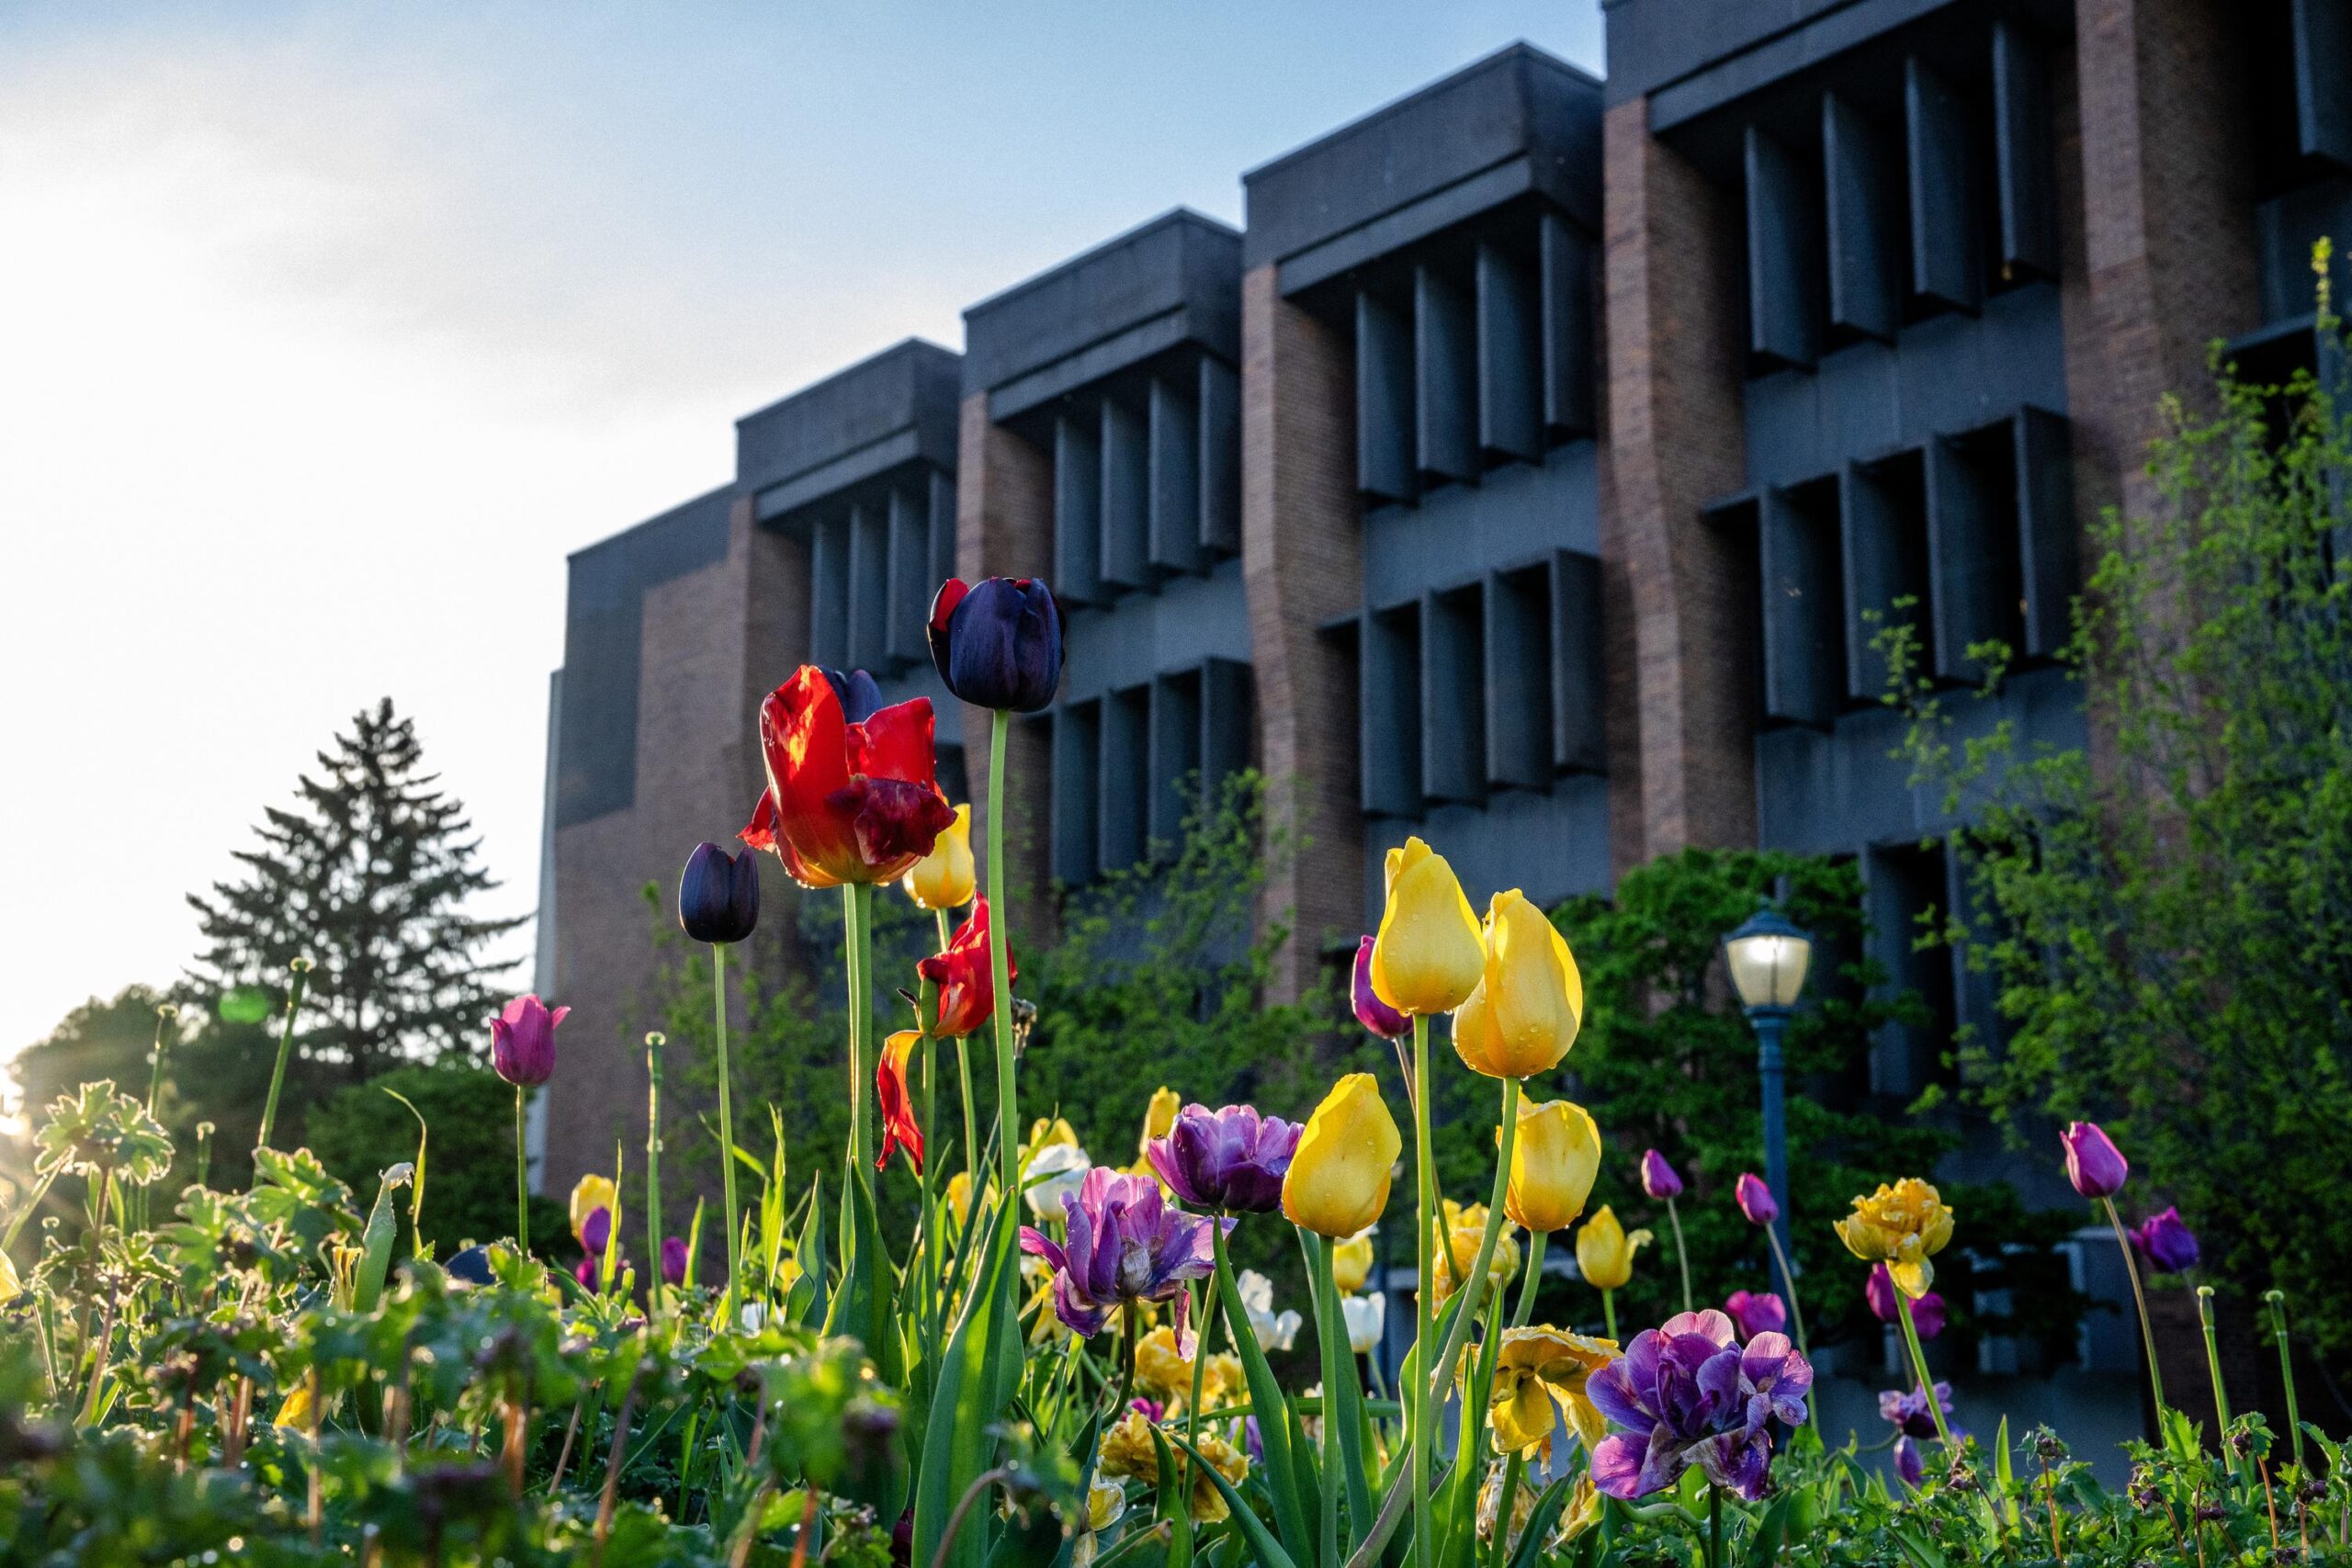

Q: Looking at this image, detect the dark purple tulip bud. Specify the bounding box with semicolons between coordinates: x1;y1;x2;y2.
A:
445;1245;493;1286
1867;1264;1947;1337
820;668;884;724
1351;937;1409;1039
927;577;1064;712
662;1235;690;1286
1641;1149;1684;1201
2130;1206;2199;1273
1734;1172;1779;1227
1724;1289;1786;1342
2061;1121;2128;1198
573;1256;602;1292
679;841;761;945
490;994;567;1087
581;1205;611;1257
1145;1102;1303;1214
1893;1435;1925;1487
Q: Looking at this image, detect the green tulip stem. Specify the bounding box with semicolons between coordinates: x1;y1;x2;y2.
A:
841;887;866;1179
2264;1292;2302;1473
1705;1483;1723;1568
2104;1196;2168;1420
1894;1291;1952;1446
144;1005;176;1118
712;942;741;1314
645;1032;664;1292
1410;1014;1437;1568
1762;1224;1810;1359
2197;1285;2238;1479
1487;1450;1525;1568
1306;1232;1343;1568
936;907;979;1205
1666;1196;1692;1315
987;709;1020;1202
1512;1231;1547;1329
254;958;313;1153
514;1086;529;1256
1419;1074;1523;1541
0;1168;59;1257
1601;1288;1618;1344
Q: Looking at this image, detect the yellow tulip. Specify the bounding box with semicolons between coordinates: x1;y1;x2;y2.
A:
1502;1100;1602;1235
1834;1178;1956;1298
1371;838;1486;1016
1574;1205;1651;1291
0;1251;19;1306
274;1381;315;1435
1136;1085;1182;1167
1474;1325;1619;1456
1452;890;1583;1079
1283;1073;1403;1238
1134;1324;1194;1402
1330;1226;1375;1293
903;803;975;911
569;1174;617;1247
1431;1200;1521;1303
1099;1411;1250;1523
1027;1116;1079;1153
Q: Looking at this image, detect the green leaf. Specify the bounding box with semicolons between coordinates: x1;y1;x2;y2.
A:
1742;1495;1790;1568
1210;1231;1313;1565
1505;1476;1575;1568
1167;1432;1298;1568
378;1086;428;1249
912;1188;1023;1568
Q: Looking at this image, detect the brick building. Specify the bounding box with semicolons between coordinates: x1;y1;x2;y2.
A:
535;0;2346;1444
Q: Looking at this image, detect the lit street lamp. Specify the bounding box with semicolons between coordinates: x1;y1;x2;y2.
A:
1723;905;1814;1298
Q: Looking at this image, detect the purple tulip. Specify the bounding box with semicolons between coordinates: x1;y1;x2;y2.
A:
1130;1397;1166;1422
662;1235;690;1286
580;1205;612;1256
1019;1167;1229;1337
1734;1172;1779;1227
1641;1149;1684;1201
2130;1207;2199;1273
1878;1382;1956;1440
1146;1103;1302;1214
928;577;1065;713
1893;1435;1925;1487
1351;937;1409;1040
2061;1121;2129;1199
1866;1264;1947;1339
679;841;761;945
1723;1290;1786;1342
820;667;884;724
490;994;568;1088
573;1256;603;1291
1588;1309;1813;1501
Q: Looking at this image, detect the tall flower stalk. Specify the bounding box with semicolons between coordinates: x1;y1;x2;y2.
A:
254;956;314;1153
644;1032;665;1290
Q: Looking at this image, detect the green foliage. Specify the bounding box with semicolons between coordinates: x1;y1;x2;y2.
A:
1894;279;2352;1373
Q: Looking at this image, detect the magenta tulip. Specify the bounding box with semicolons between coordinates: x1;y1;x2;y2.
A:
1865;1264;1945;1338
2061;1121;2129;1199
1734;1172;1779;1227
490;994;568;1088
1723;1289;1786;1342
2130;1207;2199;1273
1640;1149;1684;1201
1351;936;1409;1040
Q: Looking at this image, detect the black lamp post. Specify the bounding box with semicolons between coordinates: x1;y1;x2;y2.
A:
1723;905;1815;1296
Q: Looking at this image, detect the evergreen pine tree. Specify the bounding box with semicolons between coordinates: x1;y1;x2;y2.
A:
184;698;526;1092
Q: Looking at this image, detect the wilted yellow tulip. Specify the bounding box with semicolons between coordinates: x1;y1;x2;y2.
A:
569;1174;617;1247
1371;838;1486;1016
1330;1226;1375;1293
1504;1100;1602;1235
1134;1324;1196;1402
1834;1178;1955;1298
1431;1199;1521;1303
1283;1074;1403;1238
1453;890;1582;1079
1574;1205;1651;1291
903;803;975;911
1475;1325;1618;1456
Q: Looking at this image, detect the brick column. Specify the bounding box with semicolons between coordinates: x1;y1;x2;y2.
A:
1240;263;1363;1002
954;391;1057;944
1600;96;1755;863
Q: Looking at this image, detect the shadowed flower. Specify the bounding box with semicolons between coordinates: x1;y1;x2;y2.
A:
927;577;1065;712
2061;1121;2129;1200
1879;1382;1958;1440
661;1236;689;1286
1022;1142;1091;1219
1723;1290;1786;1343
570;1175;616;1248
1894;1435;1925;1487
1504;1099;1602;1234
1098;1410;1248;1523
1331;1226;1375;1293
903;803;975;912
1834;1179;1956;1299
1020;1167;1228;1337
1351;935;1409;1039
490;995;568;1088
2130;1206;2199;1273
1432;1199;1521;1303
1147;1102;1301;1214
1865;1265;1944;1337
1476;1325;1619;1457
918;898;1009;1039
1640;1149;1683;1201
1342;1290;1386;1355
876;1030;923;1175
1237;1269;1303;1351
678;841;761;945
820;667;883;724
740;667;954;888
1734;1173;1779;1227
1587;1309;1813;1501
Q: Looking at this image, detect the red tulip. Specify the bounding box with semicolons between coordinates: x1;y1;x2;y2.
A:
876;1030;924;1175
918;897;1012;1039
740;666;955;889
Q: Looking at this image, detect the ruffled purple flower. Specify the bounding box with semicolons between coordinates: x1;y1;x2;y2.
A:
1587;1308;1812;1502
2130;1207;2199;1273
1723;1290;1786;1342
1146;1103;1301;1214
1019;1167;1230;1337
1640;1149;1683;1201
1878;1382;1957;1440
1866;1264;1946;1338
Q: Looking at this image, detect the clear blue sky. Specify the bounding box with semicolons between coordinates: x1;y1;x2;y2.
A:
0;2;1604;1085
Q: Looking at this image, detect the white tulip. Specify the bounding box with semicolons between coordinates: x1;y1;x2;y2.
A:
1022;1143;1091;1217
1237;1269;1303;1351
1341;1291;1385;1355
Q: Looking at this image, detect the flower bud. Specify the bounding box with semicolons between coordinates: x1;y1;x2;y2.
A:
1574;1204;1650;1291
2060;1121;2128;1199
490;994;568;1087
679;841;761;944
1639;1148;1683;1201
1451;890;1582;1079
1282;1074;1402;1238
1351;936;1408;1039
1734;1173;1780;1227
1369;839;1485;1017
927;577;1065;712
1503;1100;1601;1234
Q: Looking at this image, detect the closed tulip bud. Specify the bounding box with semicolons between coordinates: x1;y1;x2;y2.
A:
1452;890;1583;1079
1503;1100;1602;1234
570;1174;616;1247
820;667;884;723
927;577;1065;712
1734;1173;1780;1227
2130;1206;2200;1273
1370;838;1486;1017
1282;1074;1403;1238
2060;1121;2128;1199
679;841;761;944
1575;1204;1651;1291
1341;1290;1385;1355
904;804;975;911
1351;936;1409;1039
490;994;568;1088
1330;1226;1375;1293
1640;1149;1684;1201
661;1236;689;1286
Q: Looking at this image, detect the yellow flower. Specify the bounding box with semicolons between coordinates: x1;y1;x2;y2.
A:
1098;1412;1249;1522
1834;1179;1956;1298
1370;838;1486;1016
1430;1200;1520;1304
1134;1325;1194;1402
569;1174;617;1247
1574;1205;1651;1291
1330;1226;1375;1294
1553;1477;1602;1547
1097;1411;1159;1483
1199;1351;1242;1408
0;1251;18;1306
1473;1326;1618;1457
1139;1086;1181;1151
274;1380;315;1434
1477;1459;1539;1551
1452;890;1583;1079
1503;1100;1602;1235
1025;1116;1080;1159
1282;1074;1403;1238
904;803;975;911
